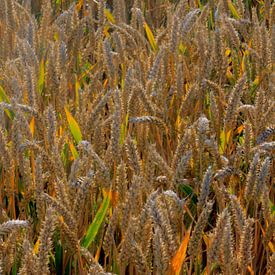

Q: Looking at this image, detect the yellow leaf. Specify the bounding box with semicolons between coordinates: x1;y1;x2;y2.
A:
170;228;191;275
178;42;187;54
33;239;40;254
104;8;115;24
219;130;226;154
59;216;64;223
241;55;245;74
253;76;260;86
75;79;80;108
202;232;211;248
240;50;249;74
64;107;82;144
175;114;182;132
59;126;64;137
260;224;274;252
103;25;110;37
228;0;240;19
225;48;231;56
54;32;59;41
102;188;108;198
120;63;126;89
268;241;275;253
185;83;189;91
144;22;157;52
190;157;194;169
226;68;234;82
29;116;35;137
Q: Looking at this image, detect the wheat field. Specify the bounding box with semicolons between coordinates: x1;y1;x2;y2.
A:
0;0;274;274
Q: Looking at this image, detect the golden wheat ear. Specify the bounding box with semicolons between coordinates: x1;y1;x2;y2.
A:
18;239;39;275
188;201;213;256
238;218;254;273
207;208;229;266
0;220;28;236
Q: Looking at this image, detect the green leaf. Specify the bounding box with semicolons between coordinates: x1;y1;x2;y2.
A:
0;85;15;120
271;202;275;214
178;42;187;55
197;0;203;10
0;85;10;103
64;107;82;144
178;184;197;205
54;238;63;274
81;192;111;248
61;143;70;166
12;263;17;275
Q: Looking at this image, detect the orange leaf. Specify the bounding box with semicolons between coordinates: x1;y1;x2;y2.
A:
194;100;200;113
170;227;191;274
110;191;119;208
247;265;255;275
226;129;232;143
103;79;108;88
76;0;83;11
29;116;35;137
236;125;244;134
69;142;79;160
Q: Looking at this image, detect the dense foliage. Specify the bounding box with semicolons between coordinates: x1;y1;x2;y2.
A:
0;0;274;274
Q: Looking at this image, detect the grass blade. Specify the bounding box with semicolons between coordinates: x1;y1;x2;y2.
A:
64;107;82;144
228;0;240;19
144;22;157;52
170;227;191;275
81;192;111;248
